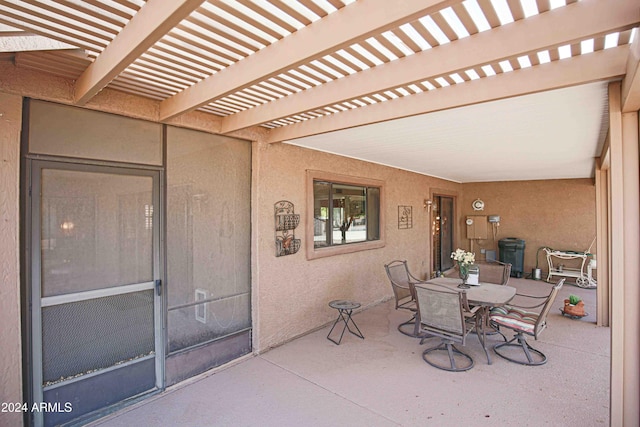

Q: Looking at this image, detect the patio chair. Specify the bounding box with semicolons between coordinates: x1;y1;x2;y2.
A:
476;260;511;332
414;282;477;372
384;260;425;337
478;260;512;285
489;278;565;366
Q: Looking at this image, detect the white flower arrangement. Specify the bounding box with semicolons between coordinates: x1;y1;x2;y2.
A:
451;248;475;267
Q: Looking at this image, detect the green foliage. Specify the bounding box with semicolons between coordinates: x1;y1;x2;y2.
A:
569;294;582;305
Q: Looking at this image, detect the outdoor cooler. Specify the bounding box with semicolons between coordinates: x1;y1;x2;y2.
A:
499;237;526;278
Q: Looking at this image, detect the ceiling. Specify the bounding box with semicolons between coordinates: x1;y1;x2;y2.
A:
287;81;610;182
0;0;638;182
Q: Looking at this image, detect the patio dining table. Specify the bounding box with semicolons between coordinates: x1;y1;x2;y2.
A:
425;276;517;365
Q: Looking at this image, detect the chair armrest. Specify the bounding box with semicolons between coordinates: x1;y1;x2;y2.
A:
459;292;479;314
507;302;546;310
514;292;547;299
503;290;552;310
504;297;547;310
407;271;427;284
465;305;481;315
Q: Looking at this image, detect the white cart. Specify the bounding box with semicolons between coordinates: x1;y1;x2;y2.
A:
544;247;596;288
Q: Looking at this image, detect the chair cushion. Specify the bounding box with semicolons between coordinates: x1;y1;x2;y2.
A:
490;305;539;334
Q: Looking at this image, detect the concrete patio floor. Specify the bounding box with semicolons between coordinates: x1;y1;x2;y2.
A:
91;277;609;427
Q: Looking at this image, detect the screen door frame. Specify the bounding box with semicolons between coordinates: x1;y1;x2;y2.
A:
26;159;164;427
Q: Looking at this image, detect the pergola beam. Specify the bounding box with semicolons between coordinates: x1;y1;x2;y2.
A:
266;46;627;143
621;35;640;113
159;0;458;121
74;0;204;105
222;0;638;134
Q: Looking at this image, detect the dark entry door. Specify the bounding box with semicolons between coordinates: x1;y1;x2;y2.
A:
433;195;454;274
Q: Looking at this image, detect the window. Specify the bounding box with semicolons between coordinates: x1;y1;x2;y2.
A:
313;182;379;246
307;170;384;259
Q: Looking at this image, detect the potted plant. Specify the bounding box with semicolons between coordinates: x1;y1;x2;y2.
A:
563;294;585;317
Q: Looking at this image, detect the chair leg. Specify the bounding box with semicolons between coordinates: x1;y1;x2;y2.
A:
489;321;508;341
421;339;474;372
493;332;547;366
397;315;417;336
398;314;429;338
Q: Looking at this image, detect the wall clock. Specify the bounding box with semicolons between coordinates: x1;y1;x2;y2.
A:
472;199;485;211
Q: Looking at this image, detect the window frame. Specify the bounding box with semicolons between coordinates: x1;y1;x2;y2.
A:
306;170;385;260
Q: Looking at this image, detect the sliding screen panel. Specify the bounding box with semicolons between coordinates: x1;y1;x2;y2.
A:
165;126;251;385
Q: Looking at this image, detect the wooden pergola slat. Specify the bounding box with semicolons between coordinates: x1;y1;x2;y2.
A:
452;3;478;36
431;11;459;42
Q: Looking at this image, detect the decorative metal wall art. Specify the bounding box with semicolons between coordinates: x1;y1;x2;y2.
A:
398;205;413;229
274;200;301;256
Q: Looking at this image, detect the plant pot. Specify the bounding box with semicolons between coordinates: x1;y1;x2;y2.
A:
563;299;585;317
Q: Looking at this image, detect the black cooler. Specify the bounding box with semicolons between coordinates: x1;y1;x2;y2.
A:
499;238;526;278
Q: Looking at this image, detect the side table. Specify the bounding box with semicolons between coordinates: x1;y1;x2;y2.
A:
327;300;364;345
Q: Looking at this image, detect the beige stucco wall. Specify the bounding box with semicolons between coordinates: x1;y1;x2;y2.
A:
252;141;461;351
461;179;596;275
0;92;23;426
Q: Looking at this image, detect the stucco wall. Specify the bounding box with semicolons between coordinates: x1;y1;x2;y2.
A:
0;92;23;426
461;179;596;275
253;141;461;351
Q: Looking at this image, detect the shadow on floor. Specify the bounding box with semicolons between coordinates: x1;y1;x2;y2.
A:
91;277;609;427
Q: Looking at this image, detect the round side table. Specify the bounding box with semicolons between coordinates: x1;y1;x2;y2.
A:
327;300;364;345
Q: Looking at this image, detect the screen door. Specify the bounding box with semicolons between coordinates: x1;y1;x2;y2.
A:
29;161;163;427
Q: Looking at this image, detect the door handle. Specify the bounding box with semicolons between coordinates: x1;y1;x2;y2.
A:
155;279;162;296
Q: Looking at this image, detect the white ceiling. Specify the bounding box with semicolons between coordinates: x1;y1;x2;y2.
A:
285;81;610;183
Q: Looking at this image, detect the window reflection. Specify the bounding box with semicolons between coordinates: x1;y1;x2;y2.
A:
313;180;379;248
40;169;153;297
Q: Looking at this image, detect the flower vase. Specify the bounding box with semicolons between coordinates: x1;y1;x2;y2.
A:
458;262;470;289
